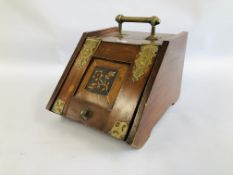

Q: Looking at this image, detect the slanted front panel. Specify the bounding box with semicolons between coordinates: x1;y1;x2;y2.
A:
51;36;159;140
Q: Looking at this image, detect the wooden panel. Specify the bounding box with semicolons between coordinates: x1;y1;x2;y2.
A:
94;42;140;63
129;32;188;148
76;58;129;109
64;98;111;130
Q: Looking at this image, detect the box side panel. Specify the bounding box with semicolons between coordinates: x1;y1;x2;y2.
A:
130;32;188;148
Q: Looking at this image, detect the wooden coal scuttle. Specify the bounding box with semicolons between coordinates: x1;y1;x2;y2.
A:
47;15;188;148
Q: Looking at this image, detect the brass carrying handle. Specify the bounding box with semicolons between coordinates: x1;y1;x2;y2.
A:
115;14;161;41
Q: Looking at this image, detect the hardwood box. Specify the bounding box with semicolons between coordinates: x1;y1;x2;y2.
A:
46;15;188;148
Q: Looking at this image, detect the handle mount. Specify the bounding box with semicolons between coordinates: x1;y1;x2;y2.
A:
115;14;160;41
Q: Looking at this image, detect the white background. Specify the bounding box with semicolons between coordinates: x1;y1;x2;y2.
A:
0;0;233;175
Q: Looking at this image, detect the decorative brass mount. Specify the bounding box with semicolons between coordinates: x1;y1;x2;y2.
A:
132;44;159;81
75;37;101;70
115;14;160;41
109;121;128;140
